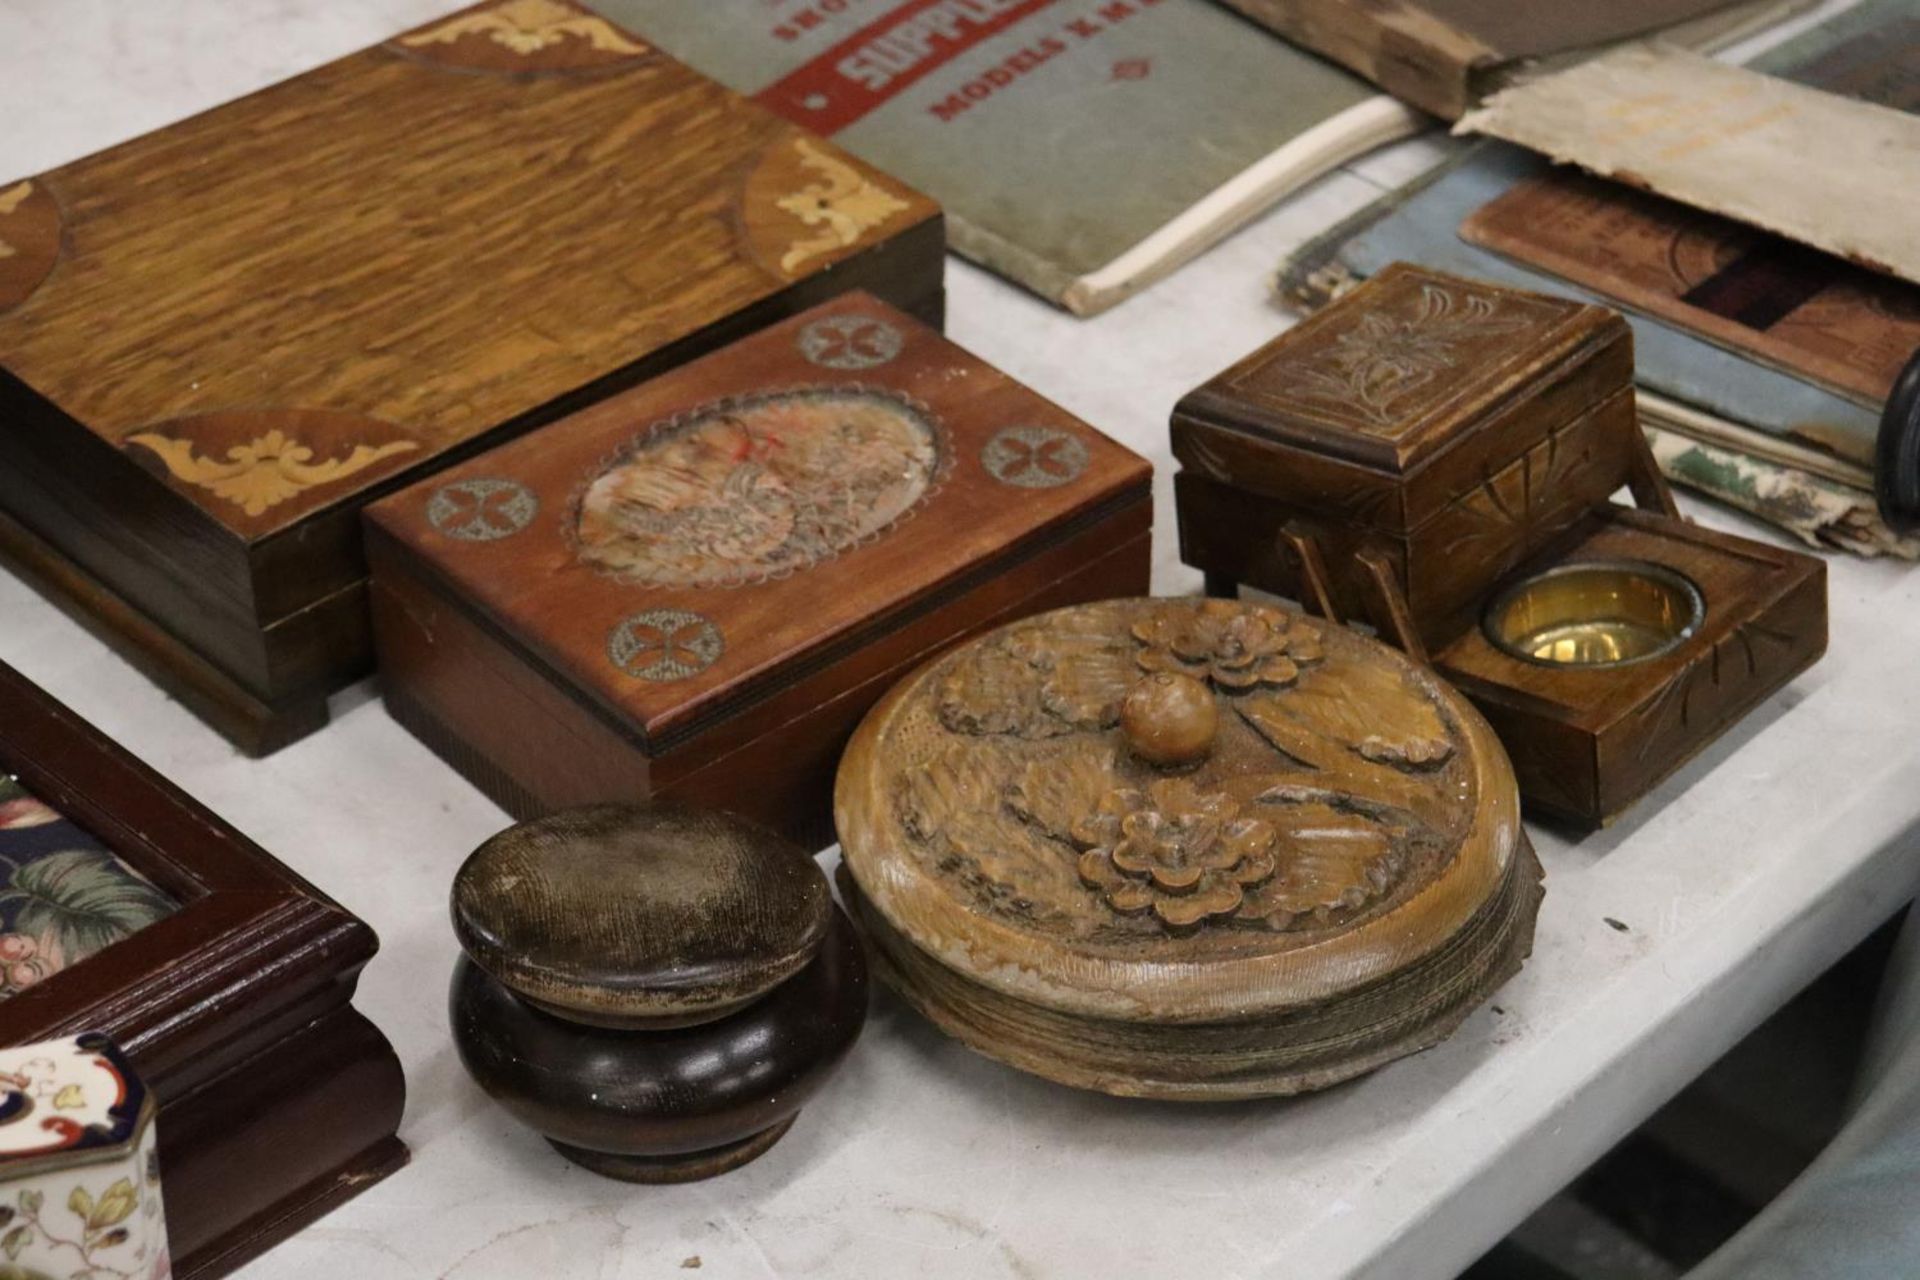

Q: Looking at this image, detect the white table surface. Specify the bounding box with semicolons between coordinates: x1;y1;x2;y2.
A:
3;3;1916;1278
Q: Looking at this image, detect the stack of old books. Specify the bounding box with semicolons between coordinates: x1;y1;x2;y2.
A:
1260;0;1920;556
622;0;1920;554
604;0;1810;316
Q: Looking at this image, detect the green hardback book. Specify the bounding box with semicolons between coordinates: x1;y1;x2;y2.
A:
599;0;1420;315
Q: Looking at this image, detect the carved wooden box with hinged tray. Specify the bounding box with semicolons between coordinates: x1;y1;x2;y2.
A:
0;0;943;755
364;292;1153;849
834;596;1543;1099
1171;263;1827;826
0;662;405;1280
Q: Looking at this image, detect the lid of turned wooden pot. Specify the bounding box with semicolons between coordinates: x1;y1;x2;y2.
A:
834;598;1527;1026
452;804;831;1029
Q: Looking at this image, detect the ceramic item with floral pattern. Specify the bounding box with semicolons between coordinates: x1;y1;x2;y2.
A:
0;1035;169;1280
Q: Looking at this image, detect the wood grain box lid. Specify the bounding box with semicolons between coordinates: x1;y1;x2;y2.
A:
0;0;942;749
363;292;1152;802
1171;263;1637;537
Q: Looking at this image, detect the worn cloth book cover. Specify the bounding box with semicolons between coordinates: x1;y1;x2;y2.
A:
1649;426;1919;559
1211;0;1767;118
598;0;1420;315
1768;0;1920;106
1459;0;1920;409
1457;41;1920;289
1460;169;1920;406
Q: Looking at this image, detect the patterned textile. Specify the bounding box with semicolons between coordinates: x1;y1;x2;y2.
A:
0;777;176;1000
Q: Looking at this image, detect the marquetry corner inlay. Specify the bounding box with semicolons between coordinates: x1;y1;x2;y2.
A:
0;179;63;312
128;428;420;517
0;181;31;257
428;478;540;542
775;140;910;275
396;0;650;72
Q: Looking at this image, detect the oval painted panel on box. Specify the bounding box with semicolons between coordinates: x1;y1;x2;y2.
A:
574;388;944;588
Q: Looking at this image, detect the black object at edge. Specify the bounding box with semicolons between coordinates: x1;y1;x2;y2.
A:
1876;347;1920;533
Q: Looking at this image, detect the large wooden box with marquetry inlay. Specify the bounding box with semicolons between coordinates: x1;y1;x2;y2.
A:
364;293;1152;849
1173;264;1826;827
0;0;943;754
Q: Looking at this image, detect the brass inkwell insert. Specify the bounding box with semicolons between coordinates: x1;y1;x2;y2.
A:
1483;560;1704;669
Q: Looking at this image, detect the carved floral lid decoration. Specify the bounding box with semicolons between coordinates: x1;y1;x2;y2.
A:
837;598;1530;1026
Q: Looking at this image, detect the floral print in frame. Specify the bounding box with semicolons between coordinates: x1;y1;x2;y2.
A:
0;777;177;1001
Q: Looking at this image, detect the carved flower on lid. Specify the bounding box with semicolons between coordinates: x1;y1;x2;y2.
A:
1289;284;1539;427
1070;778;1278;929
1132;600;1322;693
937;617;1138;738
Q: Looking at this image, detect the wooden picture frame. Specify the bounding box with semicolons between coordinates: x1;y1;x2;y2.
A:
0;661;407;1279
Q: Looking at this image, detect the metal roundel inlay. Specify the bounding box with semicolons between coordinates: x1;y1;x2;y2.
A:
607;609;725;682
427;478;539;542
796;314;904;370
981;425;1090;489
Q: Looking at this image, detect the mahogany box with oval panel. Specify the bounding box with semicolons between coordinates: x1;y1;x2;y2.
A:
364;292;1153;849
1172;263;1827;827
0;0;943;754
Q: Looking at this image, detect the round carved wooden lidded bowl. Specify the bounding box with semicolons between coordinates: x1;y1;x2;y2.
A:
834;598;1543;1100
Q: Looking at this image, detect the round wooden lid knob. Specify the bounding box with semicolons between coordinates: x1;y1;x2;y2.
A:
452;803;831;1029
1120;671;1218;766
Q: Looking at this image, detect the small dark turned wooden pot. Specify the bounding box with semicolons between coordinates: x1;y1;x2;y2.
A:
449;804;868;1183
